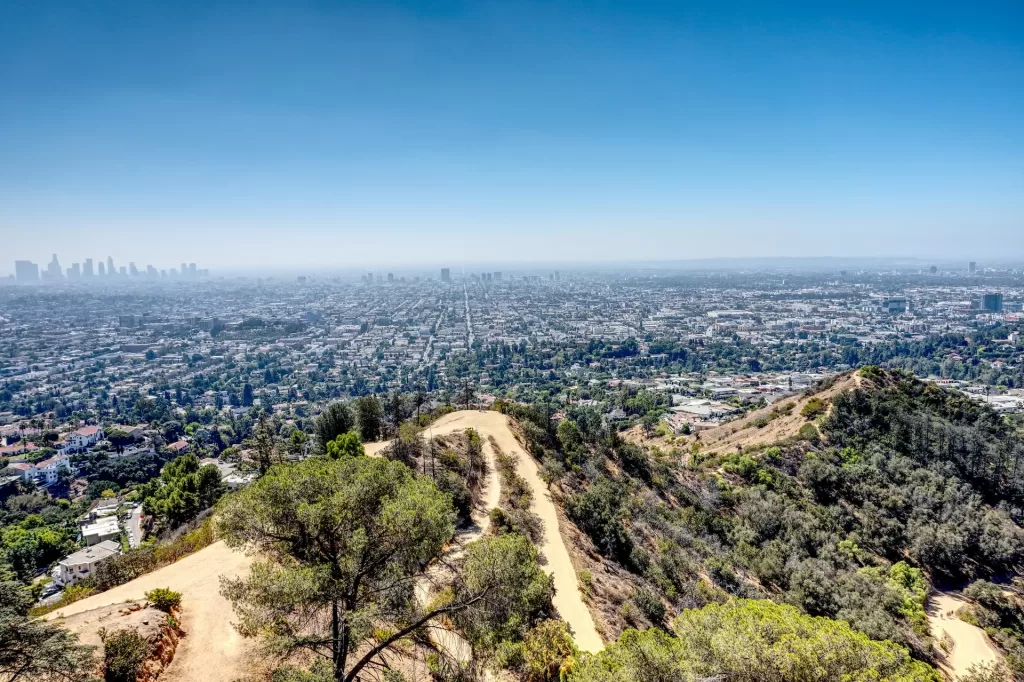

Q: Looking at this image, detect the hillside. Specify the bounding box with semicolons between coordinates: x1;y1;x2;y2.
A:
503;369;1024;680
31;385;1024;682
45;540;253;681
684;372;861;455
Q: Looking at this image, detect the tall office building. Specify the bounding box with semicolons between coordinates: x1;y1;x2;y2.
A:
45;254;62;280
14;260;39;283
189;263;197;276
129;262;139;276
98;262;106;276
493;272;502;281
67;263;80;279
119;266;127;276
83;258;94;277
969;261;977;273
981;293;1004;313
147;265;158;277
107;256;115;276
387;273;394;283
441;268;450;283
181;263;188;277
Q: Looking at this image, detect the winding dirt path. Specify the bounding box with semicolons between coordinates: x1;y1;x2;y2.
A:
370;410;603;653
44;541;254;682
928;591;1002;679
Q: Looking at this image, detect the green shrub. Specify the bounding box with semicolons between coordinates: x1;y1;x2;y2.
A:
858;365;885;381
145;587;182;613
577;569;594;600
521;619;577;681
631;586;666;626
797;423;820;442
801;397;826;419
100;627;150;682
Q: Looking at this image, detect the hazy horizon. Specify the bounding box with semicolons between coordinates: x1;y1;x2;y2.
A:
3;1;1022;271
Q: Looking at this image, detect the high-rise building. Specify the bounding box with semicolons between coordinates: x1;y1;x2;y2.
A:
493;272;502;281
189;263;197;276
181;263;188;276
107;256;115;276
129;262;139;277
387;273;394;283
119;266;127;276
929;265;937;274
98;262;106;276
147;265;158;277
14;260;39;283
441;268;451;283
67;263;80;279
83;258;94;277
981;293;1004;313
969;261;977;273
45;254;62;281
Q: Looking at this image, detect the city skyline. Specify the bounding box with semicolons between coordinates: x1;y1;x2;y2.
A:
11;252;209;282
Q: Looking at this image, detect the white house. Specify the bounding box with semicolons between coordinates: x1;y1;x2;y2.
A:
60;425;104;454
35;454;72;486
57;540;121;585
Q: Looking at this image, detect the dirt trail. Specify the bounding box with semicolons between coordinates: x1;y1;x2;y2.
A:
45;541;254;682
928;591;1002;679
369;410;604;653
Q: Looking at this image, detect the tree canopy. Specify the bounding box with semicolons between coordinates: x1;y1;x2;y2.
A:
218;456;458;681
312;402;355;455
0;565;96;681
324;431;364;459
139;453;223;528
569;598;940;682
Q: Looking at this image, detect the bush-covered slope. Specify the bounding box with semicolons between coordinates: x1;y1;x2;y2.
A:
505;369;1024;677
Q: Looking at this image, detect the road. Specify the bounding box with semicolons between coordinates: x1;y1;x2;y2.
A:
463;278;474;347
127;504;143;548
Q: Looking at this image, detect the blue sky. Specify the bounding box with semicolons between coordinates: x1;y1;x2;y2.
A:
1;0;1022;271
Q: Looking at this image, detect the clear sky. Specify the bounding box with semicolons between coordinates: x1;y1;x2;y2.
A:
2;0;1022;272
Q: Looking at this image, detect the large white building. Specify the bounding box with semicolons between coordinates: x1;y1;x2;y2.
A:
6;453;72;486
59;425;104;454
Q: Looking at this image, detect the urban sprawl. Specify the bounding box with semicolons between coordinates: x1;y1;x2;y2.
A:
1;257;1022;595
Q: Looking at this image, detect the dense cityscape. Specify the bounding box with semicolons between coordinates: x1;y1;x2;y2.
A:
2;260;1023;590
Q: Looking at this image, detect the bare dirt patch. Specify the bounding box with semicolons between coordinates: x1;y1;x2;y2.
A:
58;602;179;681
928;591;1003;680
47;540;253;682
683;373;860;456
